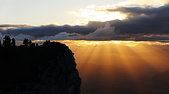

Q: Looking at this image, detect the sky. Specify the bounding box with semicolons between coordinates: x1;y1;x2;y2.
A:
61;40;169;94
0;0;169;41
0;0;167;25
0;0;124;25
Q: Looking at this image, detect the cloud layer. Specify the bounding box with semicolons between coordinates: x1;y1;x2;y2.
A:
0;4;169;41
0;25;96;40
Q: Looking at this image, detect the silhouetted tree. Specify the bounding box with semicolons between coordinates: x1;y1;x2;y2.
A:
23;39;29;46
3;36;11;47
11;38;16;47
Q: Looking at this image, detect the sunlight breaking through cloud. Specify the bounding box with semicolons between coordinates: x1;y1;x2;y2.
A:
69;0;169;25
70;5;127;25
58;40;169;47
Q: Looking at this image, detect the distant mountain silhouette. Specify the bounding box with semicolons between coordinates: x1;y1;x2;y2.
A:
0;36;81;94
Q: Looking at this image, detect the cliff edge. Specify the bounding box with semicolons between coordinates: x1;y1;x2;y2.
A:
0;39;81;94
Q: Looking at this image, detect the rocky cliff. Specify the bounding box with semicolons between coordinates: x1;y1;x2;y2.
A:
0;42;81;94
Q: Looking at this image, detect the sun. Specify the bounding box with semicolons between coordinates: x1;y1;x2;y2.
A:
72;7;127;25
113;41;120;44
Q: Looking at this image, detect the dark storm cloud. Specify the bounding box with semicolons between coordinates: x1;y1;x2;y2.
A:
134;34;169;41
107;4;169;16
0;4;169;41
105;4;169;34
0;24;96;39
84;4;169;40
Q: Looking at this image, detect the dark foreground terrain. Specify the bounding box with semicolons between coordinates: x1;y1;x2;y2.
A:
0;37;81;94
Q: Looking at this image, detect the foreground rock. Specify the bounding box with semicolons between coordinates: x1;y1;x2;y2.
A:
0;42;81;94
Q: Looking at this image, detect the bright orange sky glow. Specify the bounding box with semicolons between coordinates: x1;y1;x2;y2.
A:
58;40;169;94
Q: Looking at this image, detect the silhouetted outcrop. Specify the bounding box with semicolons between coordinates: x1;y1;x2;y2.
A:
0;36;81;94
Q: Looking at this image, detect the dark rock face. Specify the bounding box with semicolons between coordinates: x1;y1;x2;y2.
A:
0;42;81;94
